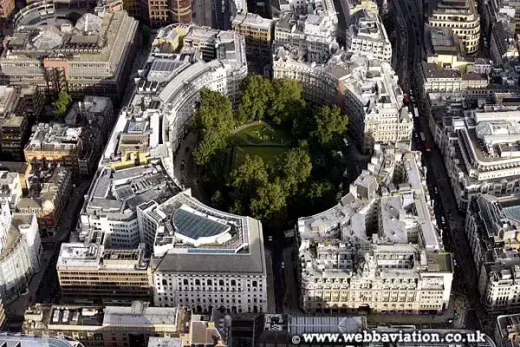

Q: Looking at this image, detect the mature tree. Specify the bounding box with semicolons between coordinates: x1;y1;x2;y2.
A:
229;155;269;190
193;130;228;166
193;89;235;136
276;147;312;195
311;105;349;146
228;155;271;216
292;106;315;139
236;74;273;123
268;79;305;125
250;179;287;221
193;89;235;167
52;91;72;119
307;180;335;203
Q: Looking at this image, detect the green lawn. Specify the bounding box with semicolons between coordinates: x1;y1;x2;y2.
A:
230;123;293;170
232;123;293;146
233;145;289;168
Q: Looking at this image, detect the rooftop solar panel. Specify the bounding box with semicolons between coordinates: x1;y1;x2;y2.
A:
173;209;230;240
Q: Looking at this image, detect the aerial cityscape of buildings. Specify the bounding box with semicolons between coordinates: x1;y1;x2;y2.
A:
0;0;516;344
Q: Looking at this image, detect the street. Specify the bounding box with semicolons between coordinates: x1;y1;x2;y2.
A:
391;0;492;333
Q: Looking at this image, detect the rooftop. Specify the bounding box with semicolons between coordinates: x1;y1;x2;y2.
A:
56;243;149;270
149;192;266;274
147;337;184;347
25;123;82;152
103;301;178;328
297;150;446;281
0;334;82;347
2;11;136;64
82;163;179;223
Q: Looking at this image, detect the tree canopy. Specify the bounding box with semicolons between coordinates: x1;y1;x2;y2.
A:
192;89;235;167
191;79;351;231
275;147;312;195
52;91;72;119
268;79;306;125
236;74;273;123
311;105;349;146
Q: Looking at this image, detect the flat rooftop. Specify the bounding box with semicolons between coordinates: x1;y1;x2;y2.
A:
103;302;178;327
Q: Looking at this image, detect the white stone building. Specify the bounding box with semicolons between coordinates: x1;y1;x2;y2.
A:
297;151;453;314
147;191;267;314
273;51;412;153
0;171;22;210
428;0;481;54
466;194;520;313
346;9;392;62
442;107;520;210
273;0;339;65
63;25;267;314
0;202;41;303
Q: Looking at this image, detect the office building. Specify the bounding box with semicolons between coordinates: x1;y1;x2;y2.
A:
17;166;72;236
0;171;23;210
0;86;44;161
170;0;192;23
297;150;453;313
442;109;520;210
419;62;489;95
501;0;520;34
425;26;469;69
0;162;32;193
232;13;274;66
147;191;268;314
496;314;520;347
24;123;104;176
274;11;338;64
0;335;83;347
58;24;268;314
0;0;14;21
57;244;152;304
23;302;185;347
346;9;392;62
65;96;115;176
0;202;41;303
0;10;138;102
22;302;231;347
25;124;83;173
428;0;481;54
466;195;520;313
273;50;412;153
489;9;518;65
148;0;169;28
78;164;179;249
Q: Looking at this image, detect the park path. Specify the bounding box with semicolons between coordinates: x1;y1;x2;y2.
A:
230;120;267;135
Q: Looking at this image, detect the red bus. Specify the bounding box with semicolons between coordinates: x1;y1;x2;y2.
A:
403;94;410;106
424;141;431;152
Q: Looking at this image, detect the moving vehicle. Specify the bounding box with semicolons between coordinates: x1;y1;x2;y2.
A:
403;94;410;106
420;132;426;142
413;107;419;118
